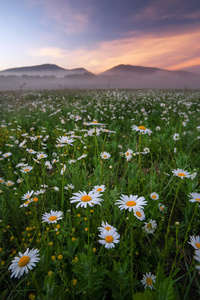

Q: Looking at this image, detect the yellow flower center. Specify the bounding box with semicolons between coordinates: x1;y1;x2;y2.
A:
24;168;30;172
49;216;57;221
160;206;164;210
138;126;146;130
136;211;142;217
25;201;30;205
81;195;92;202
126;200;136;207
105;226;111;231
126;152;129;156
196;243;200;249
18;255;30;267
97;188;102;192
7;183;12;186
26;195;30;198
92;121;98;123
146;277;153;286
152;195;157;199
103;155;107;158
105;235;114;243
147;223;152;229
178;172;186;177
195;198;200;202
33;197;38;202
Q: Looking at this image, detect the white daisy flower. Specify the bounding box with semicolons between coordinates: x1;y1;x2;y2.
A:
144;219;157;234
6;181;15;186
173;133;180;141
134;209;145;221
143;147;150;154
26;149;37;154
141;272;156;289
21;190;34;201
125;149;133;161
2;152;12;158
150;192;159;200
98;221;117;233
172;168;191;179
20;166;33;173
8;248;40;279
56;136;74;146
42;210;64;223
100;151;111;159
158;203;166;212
92;185;106;193
98;229;120;249
20;200;33;208
115;194;147;212
194;249;200;270
0;178;5;184
37;152;47;160
188;235;200;250
188;192;200;203
132;125;152;135
70;191;103;208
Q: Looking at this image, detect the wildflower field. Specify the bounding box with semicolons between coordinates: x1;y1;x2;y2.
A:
0;89;200;300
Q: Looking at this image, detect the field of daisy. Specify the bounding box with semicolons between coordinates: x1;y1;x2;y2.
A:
0;89;200;299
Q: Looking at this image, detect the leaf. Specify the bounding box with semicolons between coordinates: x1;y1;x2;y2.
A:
158;278;176;300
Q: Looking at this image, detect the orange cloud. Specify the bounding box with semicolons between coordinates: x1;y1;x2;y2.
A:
30;28;200;73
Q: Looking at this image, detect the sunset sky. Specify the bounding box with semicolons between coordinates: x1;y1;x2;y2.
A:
0;0;200;73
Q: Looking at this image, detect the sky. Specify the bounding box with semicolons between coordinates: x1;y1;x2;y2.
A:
0;0;200;73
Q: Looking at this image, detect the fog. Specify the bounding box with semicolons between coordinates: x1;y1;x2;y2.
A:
0;71;199;90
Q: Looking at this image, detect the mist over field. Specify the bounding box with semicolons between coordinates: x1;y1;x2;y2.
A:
0;64;199;90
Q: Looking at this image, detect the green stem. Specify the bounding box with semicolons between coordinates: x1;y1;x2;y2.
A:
177;202;198;268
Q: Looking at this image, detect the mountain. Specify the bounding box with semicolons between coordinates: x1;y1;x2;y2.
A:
99;64;195;77
0;63;92;78
0;63;199;90
178;65;200;75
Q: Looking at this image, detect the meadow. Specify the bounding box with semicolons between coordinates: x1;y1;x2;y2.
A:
0;89;200;300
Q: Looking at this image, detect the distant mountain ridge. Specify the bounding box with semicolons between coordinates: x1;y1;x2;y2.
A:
0;63;199;90
0;63;92;78
99;64;195;76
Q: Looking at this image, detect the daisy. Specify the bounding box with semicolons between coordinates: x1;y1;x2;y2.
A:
100;152;111;159
42;210;64;224
188;235;200;250
172;168;191;179
70;191;103;208
150;192;159;200
98;229;120;249
6;181;15;186
21;190;34;200
26;149;37;154
56;136;74;146
143;147;150;154
125;149;133;161
92;185;106;193
20;166;33;173
188;192;200;203
98;221;117;233
141;272;156;290
2;152;12;158
17;178;23;183
158;203;166;212
37;152;47;160
132;125;152;135
134;209;145;221
173;133;180;141
8;248;40;279
0;177;5;184
115;194;147;212
143;219;157;234
194;249;200;270
20;200;33;208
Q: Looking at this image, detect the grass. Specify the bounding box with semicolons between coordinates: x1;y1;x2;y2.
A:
0;89;200;300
